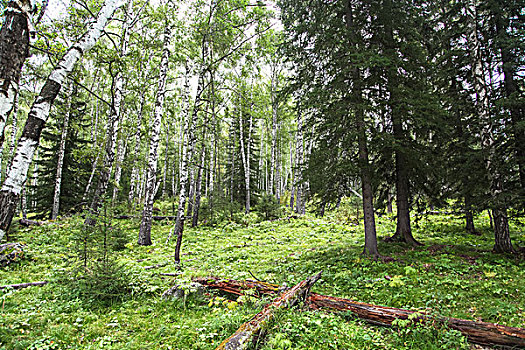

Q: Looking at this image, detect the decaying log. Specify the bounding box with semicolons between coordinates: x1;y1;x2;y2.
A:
0;242;26;267
18;219;45;226
0;281;48;290
196;277;525;348
215;272;322;350
159;272;181;276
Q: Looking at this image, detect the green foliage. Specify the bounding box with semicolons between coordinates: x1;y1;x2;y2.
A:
1;211;524;349
255;193;282;220
60;208;132;306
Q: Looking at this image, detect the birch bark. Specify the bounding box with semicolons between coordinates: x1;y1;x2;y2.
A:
173;70;204;262
0;0;124;241
51;87;72;220
138;18;172;246
0;0;34;145
85;0;131;225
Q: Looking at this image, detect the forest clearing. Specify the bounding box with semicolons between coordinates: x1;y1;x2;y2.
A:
1;0;524;348
1;210;524;349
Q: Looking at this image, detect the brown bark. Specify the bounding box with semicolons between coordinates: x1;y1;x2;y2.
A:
214;272;322;350
196;277;525;348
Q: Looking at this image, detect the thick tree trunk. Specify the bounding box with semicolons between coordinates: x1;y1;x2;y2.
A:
138;20;171;246
382;0;419;246
196;277;525;349
345;1;378;256
467;0;515;253
464;196;477;234
215;272;322;350
51;88;72;220
0;0;33;145
0;0;124;240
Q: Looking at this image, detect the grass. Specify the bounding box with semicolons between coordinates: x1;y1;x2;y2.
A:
0;206;524;349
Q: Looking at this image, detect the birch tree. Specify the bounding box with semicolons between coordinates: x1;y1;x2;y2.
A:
85;0;132;225
51;86;72;220
0;0;125;241
0;0;34;145
138;9;172;246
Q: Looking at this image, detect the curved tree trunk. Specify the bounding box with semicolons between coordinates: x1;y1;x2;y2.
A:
0;0;124;241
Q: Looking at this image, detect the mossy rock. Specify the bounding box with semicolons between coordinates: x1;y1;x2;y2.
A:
0;243;26;267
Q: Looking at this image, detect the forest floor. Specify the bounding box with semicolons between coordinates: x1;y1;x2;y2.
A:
1;208;524;349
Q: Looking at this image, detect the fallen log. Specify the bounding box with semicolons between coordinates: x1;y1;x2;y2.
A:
196;277;525;348
18;219;45;226
215;271;322;350
0;281;48;290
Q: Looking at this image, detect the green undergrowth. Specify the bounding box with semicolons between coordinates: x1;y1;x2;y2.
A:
0;210;524;349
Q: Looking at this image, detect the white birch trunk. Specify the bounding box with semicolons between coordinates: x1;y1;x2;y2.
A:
269;74;278;196
128;92;145;204
51;89;72;220
0;0;124;240
138;19;171;245
111;138;127;202
85;0;131;225
238;109;252;214
172;68;205;262
294;110;304;214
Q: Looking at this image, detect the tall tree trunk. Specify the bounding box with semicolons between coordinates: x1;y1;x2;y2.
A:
295;110;304;214
112;137;127;203
162;121;170;198
270;72;278;196
0;0;33;145
0;0;124;241
344;0;378;255
383;0;419;246
51;87;72;220
192;143;205;227
128;93;145;204
493;3;525;191
239;108;252;214
138;19;171;246
85;0;131;225
172;69;204;263
464;195;477;234
467;0;515;253
186;166;196;221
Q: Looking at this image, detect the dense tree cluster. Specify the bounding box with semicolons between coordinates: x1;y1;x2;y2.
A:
0;0;522;257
